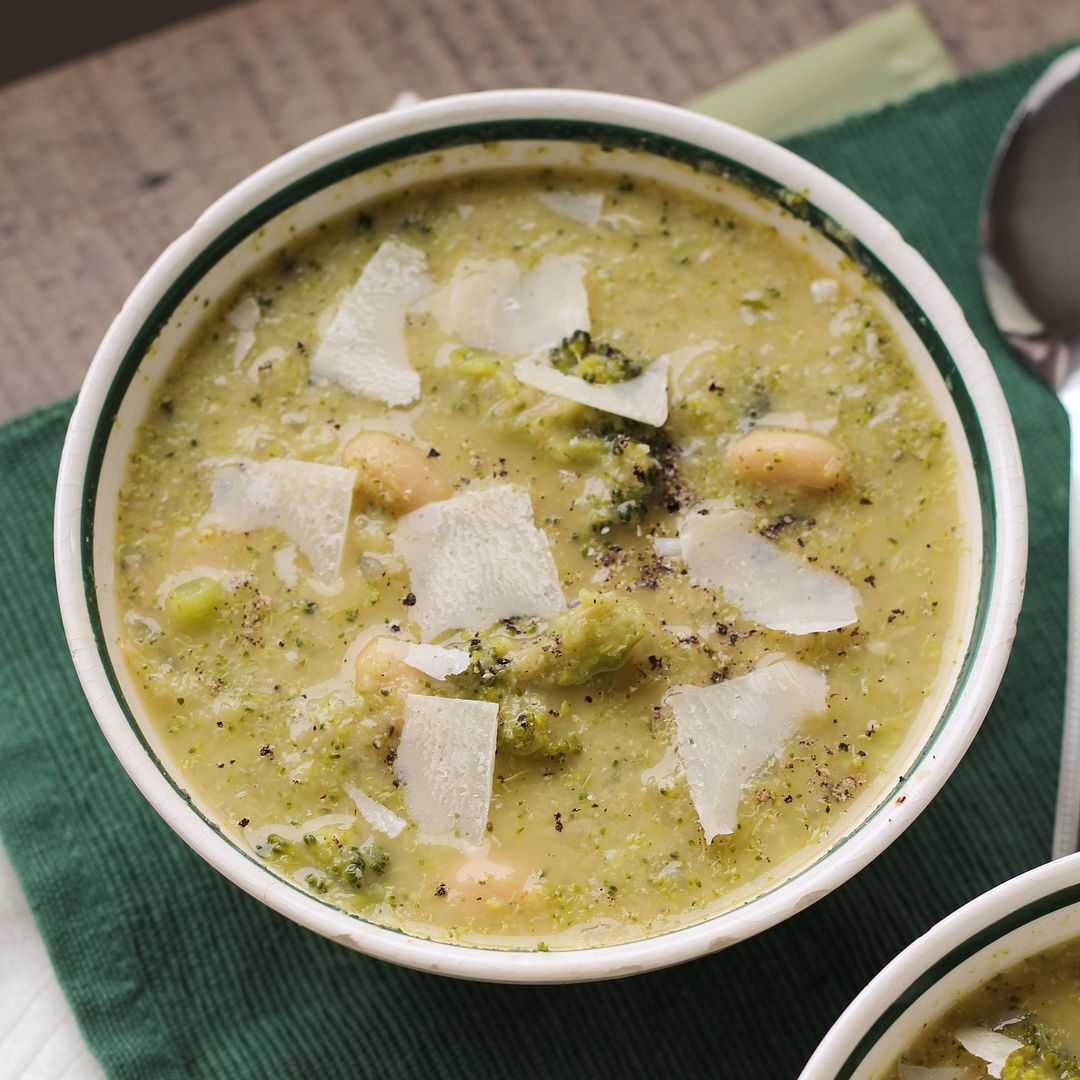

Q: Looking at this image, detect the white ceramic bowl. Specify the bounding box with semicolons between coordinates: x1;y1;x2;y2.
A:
54;89;1027;982
802;855;1080;1078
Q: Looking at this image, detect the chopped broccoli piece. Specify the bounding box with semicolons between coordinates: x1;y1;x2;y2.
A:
263;830;390;892
586;435;658;532
166;576;226;628
497;693;581;760
507;590;649;686
1000;1019;1080;1080
548;330;642;384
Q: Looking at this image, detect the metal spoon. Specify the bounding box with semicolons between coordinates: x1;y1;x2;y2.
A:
980;46;1080;859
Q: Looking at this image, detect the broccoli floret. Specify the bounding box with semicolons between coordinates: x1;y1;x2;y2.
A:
548;331;643;384
507;590;649;686
1000;1020;1080;1080
497;693;581;760
586;434;659;532
1001;1043;1077;1080
263;830;390;893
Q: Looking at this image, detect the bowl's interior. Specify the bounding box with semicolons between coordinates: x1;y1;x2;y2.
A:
818;858;1080;1079
74;118;997;974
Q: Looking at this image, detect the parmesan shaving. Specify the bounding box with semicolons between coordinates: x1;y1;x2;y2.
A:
203;458;356;582
272;544;299;588
535;191;604;227
344;783;407;839
393;484;565;640
228;295;260;331
666;658;827;840
678;502;859;634
427;255;589;355
652;537;682;561
513;354;669;426
954;1028;1024;1079
310;237;433;405
246;345;287;382
666;340;721;397
228;295;260;368
396;694;498;847
385;640;471;680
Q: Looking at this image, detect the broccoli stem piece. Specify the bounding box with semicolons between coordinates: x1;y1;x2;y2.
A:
497;694;581;760
548;331;643;384
1001;1019;1080;1080
507;590;649;687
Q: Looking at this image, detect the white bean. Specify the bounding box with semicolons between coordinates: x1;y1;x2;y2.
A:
728;427;846;491
342;431;451;515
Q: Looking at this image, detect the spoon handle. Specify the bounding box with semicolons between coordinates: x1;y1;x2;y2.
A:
1052;384;1080;859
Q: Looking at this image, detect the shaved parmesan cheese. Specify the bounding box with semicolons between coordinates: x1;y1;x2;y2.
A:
396;694;498;847
640;744;682;789
394;484;565;640
869;392;905;429
272;544;299;588
124;610;162;641
955;1028;1024;1079
513;354;669;426
232;330;256;368
666;339;721;397
228;295;260;331
344;783;406;839
246;345;287;382
427;255;589;355
204;458;355;582
389;640;471;680
310;238;433;406
666;658;827;840
535;191;604;227
678;502;859;634
809;278;839;304
829;302;863;338
228;295;260;368
652;537;682;561
455;854;516;887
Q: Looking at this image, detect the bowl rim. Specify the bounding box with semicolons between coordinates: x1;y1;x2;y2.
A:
53;87;1027;983
800;855;1080;1078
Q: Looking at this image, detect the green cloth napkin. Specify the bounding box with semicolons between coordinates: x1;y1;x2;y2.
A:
0;45;1072;1079
688;2;956;139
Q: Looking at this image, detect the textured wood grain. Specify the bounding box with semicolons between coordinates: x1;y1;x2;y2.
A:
0;0;1076;422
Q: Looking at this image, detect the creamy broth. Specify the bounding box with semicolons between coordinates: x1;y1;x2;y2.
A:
890;938;1080;1079
114;166;964;949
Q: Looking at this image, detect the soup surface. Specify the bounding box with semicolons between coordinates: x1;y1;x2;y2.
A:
889;936;1080;1079
113;160;966;949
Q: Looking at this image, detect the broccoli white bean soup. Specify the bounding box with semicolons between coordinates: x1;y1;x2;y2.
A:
114;164;967;949
889;938;1080;1079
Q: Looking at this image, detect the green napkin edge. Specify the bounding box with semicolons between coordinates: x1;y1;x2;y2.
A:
686;2;956;140
6;39;1078;1080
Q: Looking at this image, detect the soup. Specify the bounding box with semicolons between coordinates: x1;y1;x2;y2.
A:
113;161;966;949
889;937;1080;1079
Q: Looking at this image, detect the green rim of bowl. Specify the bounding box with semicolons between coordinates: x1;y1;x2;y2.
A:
78;117;998;953
835;879;1080;1077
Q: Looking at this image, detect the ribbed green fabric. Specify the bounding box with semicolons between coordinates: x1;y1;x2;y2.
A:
0;47;1071;1078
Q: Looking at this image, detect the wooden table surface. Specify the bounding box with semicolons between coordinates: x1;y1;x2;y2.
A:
0;0;1075;424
